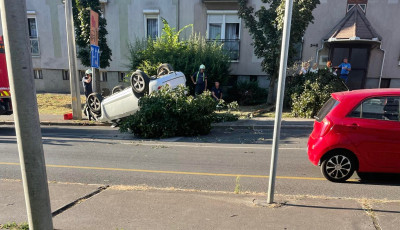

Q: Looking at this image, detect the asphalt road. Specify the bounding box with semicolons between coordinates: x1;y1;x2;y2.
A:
1;125;399;200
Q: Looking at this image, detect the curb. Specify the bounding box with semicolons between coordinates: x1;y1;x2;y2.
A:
212;124;312;129
1;121;313;129
0;121;110;127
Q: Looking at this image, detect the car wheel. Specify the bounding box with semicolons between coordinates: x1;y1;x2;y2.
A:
87;93;102;114
112;85;125;94
321;151;355;182
157;63;174;77
131;70;150;94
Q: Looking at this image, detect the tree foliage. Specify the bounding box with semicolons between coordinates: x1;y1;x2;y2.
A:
128;19;231;93
72;0;112;68
238;0;320;104
119;85;217;138
288;69;347;118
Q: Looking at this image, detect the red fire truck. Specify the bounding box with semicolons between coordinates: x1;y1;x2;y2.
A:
0;35;12;115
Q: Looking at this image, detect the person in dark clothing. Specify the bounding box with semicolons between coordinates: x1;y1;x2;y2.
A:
211;81;222;101
82;69;93;98
191;64;207;95
82;69;93;120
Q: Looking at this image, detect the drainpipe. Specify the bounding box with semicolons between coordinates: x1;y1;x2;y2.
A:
378;43;385;88
176;0;180;30
316;40;325;66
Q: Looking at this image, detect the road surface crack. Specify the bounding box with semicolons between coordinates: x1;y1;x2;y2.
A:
360;200;381;230
52;185;109;217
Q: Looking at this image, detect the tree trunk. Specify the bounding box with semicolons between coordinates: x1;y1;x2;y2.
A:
267;72;278;105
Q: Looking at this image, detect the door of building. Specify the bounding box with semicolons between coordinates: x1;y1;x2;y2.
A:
330;44;370;90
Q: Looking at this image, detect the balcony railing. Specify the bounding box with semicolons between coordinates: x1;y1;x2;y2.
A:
30;37;40;56
207;39;240;61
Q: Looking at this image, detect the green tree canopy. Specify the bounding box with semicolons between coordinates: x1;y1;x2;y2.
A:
238;0;320;104
72;0;112;68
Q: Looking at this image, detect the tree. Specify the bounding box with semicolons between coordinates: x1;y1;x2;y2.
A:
238;0;319;104
72;0;112;68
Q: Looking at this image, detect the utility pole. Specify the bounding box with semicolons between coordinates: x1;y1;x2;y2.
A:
267;0;294;204
65;0;82;119
0;0;53;229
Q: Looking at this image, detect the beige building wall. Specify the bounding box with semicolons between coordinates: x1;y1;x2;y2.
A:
302;0;400;88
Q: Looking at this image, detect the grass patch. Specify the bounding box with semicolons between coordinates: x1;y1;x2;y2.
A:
36;93;86;115
0;222;29;230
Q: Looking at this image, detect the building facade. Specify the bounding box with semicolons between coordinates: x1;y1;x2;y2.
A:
0;0;399;93
0;0;268;93
302;0;400;90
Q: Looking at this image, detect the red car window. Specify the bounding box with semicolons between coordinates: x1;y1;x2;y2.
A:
348;96;400;121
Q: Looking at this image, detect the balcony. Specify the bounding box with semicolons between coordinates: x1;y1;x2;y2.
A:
30;37;40;56
207;39;240;61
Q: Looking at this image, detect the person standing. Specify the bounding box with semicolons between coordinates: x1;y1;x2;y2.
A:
299;62;309;75
309;63;318;73
325;60;337;75
82;69;93;120
211;81;223;101
191;64;207;95
82;69;93;98
336;58;351;83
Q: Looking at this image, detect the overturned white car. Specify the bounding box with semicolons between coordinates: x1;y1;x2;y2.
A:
86;64;186;123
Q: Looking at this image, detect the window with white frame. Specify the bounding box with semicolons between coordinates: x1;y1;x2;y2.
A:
27;13;40;56
100;71;107;82
207;11;241;60
144;10;160;39
33;69;43;79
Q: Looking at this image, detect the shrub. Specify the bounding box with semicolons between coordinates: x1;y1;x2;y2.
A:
227;81;268;105
127;19;231;94
289;69;347;118
119;85;217;138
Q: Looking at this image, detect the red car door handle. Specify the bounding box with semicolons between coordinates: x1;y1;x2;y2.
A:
345;123;359;129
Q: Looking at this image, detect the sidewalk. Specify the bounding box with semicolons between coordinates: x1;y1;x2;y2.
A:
1;179;398;229
0;114;314;129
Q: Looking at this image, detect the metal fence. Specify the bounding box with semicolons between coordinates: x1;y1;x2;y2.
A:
30;37;40;56
207;39;240;61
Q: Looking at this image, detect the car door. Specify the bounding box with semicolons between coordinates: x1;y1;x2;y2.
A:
345;96;400;171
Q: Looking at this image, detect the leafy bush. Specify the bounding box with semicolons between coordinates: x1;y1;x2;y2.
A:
119;85;217;138
288;69;347;118
227;81;268;105
127;19;231;94
212;113;239;123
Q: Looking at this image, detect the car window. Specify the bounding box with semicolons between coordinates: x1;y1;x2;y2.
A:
315;98;339;122
349;96;400;121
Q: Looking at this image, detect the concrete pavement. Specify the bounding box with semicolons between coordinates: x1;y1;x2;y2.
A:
1;179;399;229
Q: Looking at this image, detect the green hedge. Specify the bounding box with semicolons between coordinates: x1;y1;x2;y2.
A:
287;69;347;118
119;86;217;138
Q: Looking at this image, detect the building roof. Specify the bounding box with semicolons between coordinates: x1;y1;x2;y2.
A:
323;6;382;42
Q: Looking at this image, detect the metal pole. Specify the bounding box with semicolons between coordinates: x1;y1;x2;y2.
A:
267;0;294;204
0;0;53;229
65;0;82;119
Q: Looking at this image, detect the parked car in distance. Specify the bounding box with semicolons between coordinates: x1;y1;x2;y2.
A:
307;88;400;182
86;64;186;123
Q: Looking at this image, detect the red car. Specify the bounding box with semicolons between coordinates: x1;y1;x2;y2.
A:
308;88;400;182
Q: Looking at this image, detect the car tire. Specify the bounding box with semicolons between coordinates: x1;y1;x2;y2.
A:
131;70;150;95
112;85;125;94
157;63;174;77
87;93;102;114
321;151;356;183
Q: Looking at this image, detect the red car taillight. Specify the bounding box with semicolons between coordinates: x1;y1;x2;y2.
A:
320;118;333;137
